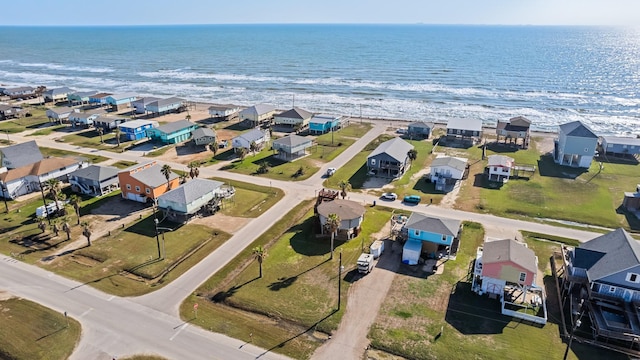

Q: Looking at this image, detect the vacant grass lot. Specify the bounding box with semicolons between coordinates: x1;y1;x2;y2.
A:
184;200;401;359
368;223;623;360
59;128;134;152
0;297;81;360
211;177;284;218
40;146;109;164
454;138;640;230
0;106;49;133
223;123;372;181
43;215;232;296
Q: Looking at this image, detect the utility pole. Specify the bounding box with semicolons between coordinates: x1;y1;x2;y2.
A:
359;104;362;124
337;251;343;310
38;180;50;224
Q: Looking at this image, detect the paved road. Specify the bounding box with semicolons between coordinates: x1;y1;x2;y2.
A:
2;122;605;359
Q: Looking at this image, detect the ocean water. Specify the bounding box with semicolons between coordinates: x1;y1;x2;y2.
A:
0;24;639;135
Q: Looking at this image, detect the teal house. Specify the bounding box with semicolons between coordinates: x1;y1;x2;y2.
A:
402;212;461;264
146;120;199;144
309;114;342;134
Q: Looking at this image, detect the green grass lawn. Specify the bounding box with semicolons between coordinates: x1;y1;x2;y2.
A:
0;297;81;360
43;215;232;296
184;200;402;359
59;129;135;153
0;106;50;133
368;223;624;360
40;146;109;164
454;138;640;230
223;123;372;181
27;124;66;136
110;160;138;169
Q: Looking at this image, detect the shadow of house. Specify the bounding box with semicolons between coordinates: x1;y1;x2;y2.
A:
616;205;640;231
445;281;511;335
486;142;520;154
348;163;371;190
537;154;588;179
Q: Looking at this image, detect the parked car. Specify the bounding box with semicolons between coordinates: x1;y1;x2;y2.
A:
326;167;337;177
381;192;398;201
403;195;421;204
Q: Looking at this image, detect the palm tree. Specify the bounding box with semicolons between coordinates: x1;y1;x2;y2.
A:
62;219;71;241
407;149;418;162
252;246;267;278
249;141;259;156
339;180;351;200
68;194;82;225
97;127;104;144
160;164;173;189
209;141;218;156
238;147;248;162
185;114;192;121
37;218;47;233
44;178;62;215
326;213;341;260
114;127;122;147
187;161;200;179
81;222;92;247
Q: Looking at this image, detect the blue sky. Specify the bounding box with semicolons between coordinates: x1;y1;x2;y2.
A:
1;0;638;26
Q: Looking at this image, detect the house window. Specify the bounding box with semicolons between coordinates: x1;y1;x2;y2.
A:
146;188;151;194
135;186;140;192
371;159;376;166
626;273;640;283
414;230;420;236
609;286;617;293
519;272;526;282
607;143;613;148
584;147;589;152
442;234;447;242
126;184;131;190
493;167;498;172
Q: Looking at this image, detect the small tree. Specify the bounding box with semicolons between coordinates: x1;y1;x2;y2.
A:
161;164;173;189
81;222;92;247
339;180;351;200
62;219;71;241
238;147;248;162
38;218;47;233
44;178;62;215
326;213;341;260
257;161;270;174
188;161;200;179
253;246;267;278
407;149;418;162
209;142;218;156
68;194;82;225
249;141;259;156
115;127;122;147
97;127;104;144
185;114;192;121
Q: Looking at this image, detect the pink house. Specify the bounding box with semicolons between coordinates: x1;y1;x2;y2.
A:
478;238;537;295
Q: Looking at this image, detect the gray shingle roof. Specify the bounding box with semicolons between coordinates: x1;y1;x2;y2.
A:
191;127;216;139
368;137;414;163
48;106;74;115
559;121;597;138
446;118;483;132
273;134;311;148
575;228;640;281
277;107;313;120
601;136;640;147
157;178;223;206
431;156;468;172
241;104;276;116
408;121;433;129
149;97;184;108
236;128;267;143
0;140;43;169
69;165;119;182
487;155;514;167
44;87;73;96
126;163;179;188
316;199;366;220
405;212;461;237
482;238;537;274
155;120;197;134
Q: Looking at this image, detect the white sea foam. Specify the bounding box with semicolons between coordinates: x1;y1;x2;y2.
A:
18;62;113;73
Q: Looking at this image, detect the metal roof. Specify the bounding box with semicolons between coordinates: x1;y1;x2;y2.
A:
446;118;483;132
431;156;468;172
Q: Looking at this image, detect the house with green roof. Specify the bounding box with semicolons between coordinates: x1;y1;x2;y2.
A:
146;120;199;144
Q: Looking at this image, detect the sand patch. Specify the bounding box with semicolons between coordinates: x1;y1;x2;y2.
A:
0;291;14;301
188;213;250;234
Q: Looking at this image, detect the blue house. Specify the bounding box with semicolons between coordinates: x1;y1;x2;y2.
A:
599;136;640;157
402;212;462;264
105;93;138;111
554;121;598;168
146;97;185;115
146;120;199;144
118;119;159;141
407;122;433;139
67;91;97;105
309;114;342;134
